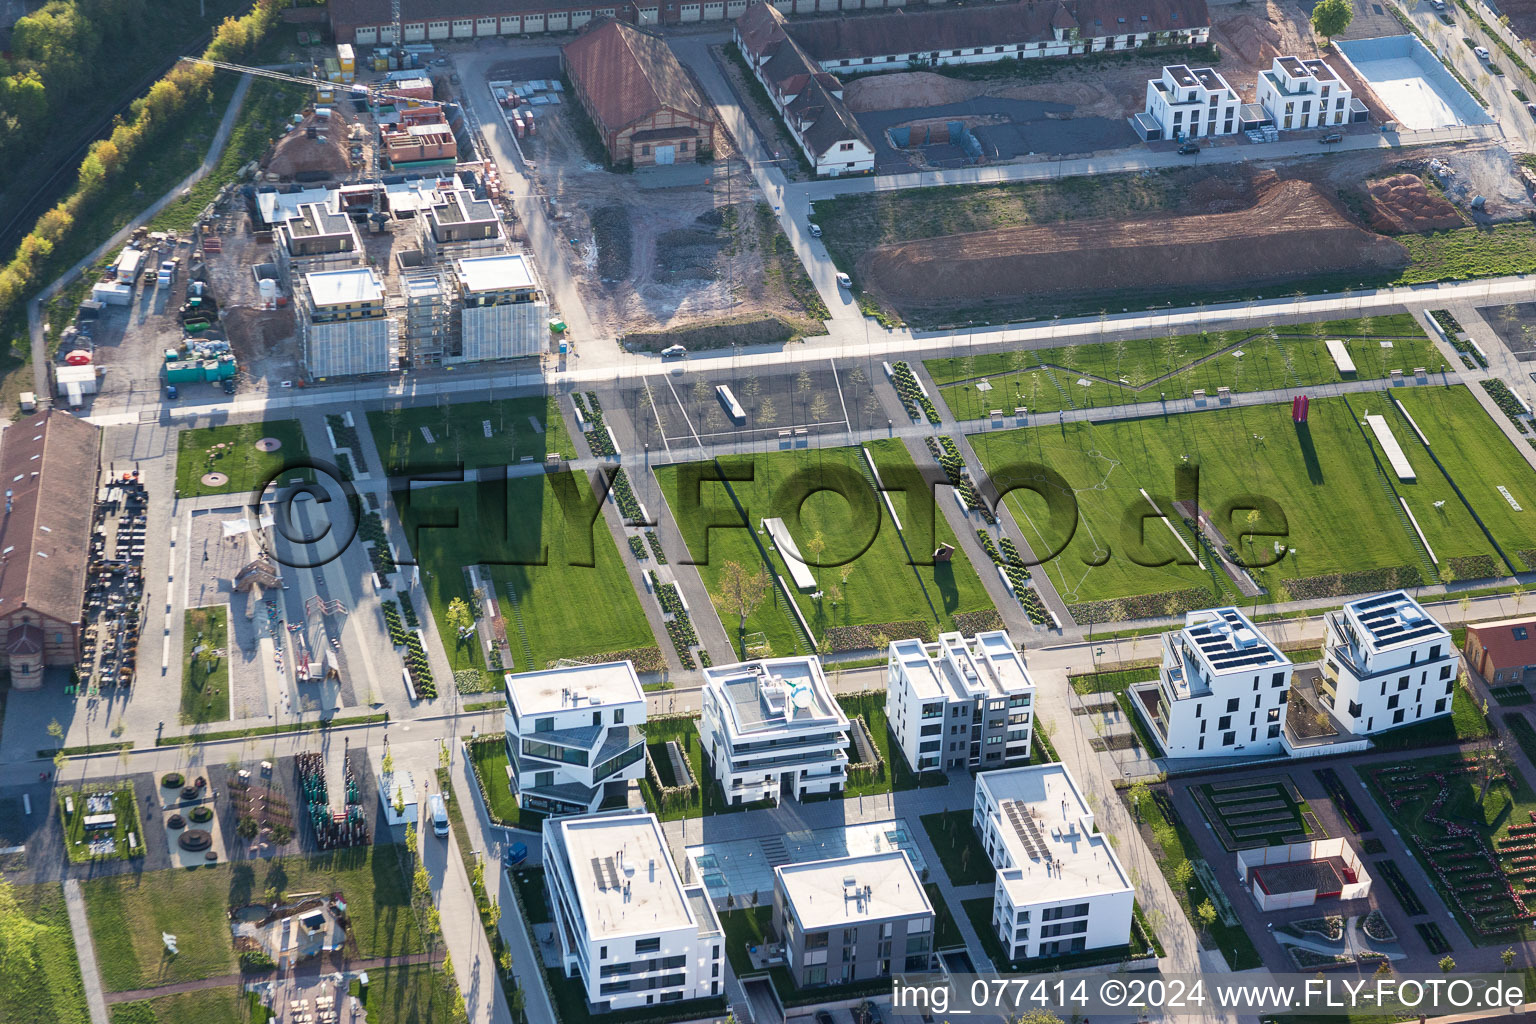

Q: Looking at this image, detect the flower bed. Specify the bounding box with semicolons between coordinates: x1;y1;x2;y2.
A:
951;609;1004;634
823;620;935;653
1069;587;1212;625
1481;379;1530;432
926;436;993;521
1361;909;1396;943
628;535;647;561
357;511;397;579
1315;767;1370;834
1280;565;1423;602
564;647;667;674
891;362;940;424
575;391;619;455
610;467;642;522
646;530;668;564
325;413;370;474
382;601;408;646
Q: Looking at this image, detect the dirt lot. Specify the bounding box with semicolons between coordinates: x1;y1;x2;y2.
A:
860;178;1406;309
819;142;1527;325
499;60;827;346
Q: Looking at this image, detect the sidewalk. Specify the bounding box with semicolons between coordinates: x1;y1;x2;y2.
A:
62;878;109;1024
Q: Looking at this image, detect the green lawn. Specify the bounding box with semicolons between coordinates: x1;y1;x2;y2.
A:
368;396;575;476
928;316;1438;419
466;737;546;831
655;440;998;658
1358;752;1536;944
109;987;269;1024
919;809;995;886
639;715;773;820
175;420;311;498
926;883;963;949
1394;385;1536;573
961;897;1164;971
836;691;946;797
968;395;1461;617
351;965;464;1024
1367;686;1491;751
1124;787;1263;969
510;867;552;925
1194;779;1310;849
0;882;90;1024
59;785;143;863
397;473;657;673
83;845;422;992
181;607;230;725
717;905;888;1008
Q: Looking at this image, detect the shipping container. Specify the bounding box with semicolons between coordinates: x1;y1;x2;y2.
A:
166;363;203;384
115;247;144;283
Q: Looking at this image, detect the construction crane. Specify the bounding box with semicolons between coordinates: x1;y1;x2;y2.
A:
181;57;450;110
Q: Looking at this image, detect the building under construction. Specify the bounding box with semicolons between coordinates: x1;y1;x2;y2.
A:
296;267;400;378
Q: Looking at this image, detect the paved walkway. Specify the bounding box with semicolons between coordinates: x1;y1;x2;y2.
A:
62;878;109;1024
101;951;443;1004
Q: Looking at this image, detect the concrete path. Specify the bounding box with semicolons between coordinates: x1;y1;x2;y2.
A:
62;878;109;1024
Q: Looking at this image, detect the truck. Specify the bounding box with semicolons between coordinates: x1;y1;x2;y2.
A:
156;260;177;288
115;248;144;284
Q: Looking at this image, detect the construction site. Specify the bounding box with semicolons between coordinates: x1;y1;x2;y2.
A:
819;141;1533;326
479;55;829;349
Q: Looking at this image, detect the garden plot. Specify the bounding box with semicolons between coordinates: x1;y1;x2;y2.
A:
925;314;1439;420
1359;753;1536;944
654;440;998;658
368;395;574;475
396;473;658;674
967;394;1515;622
1193;777;1317;851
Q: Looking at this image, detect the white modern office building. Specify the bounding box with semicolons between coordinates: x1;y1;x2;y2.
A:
503;661;647;817
974;763;1135;961
543;810;724;1012
1255;55;1352;130
699;655;850;806
1319;590;1457;734
886;629;1034;773
1143;63;1242;138
774;851;935;987
1147;607;1293;757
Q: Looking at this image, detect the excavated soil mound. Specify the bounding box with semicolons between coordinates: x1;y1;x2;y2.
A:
860;180;1407;308
843;72;983;112
1364;174;1465;234
266;121;349;180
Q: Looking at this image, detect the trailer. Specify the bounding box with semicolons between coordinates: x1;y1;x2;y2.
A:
115;248;144;284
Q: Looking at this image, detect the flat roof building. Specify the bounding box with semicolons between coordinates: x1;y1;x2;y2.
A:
1142;63;1241;140
453;254;549;362
886;629;1034;773
774;851;934;987
1320;591;1455;734
974;763;1134;961
543;810;724;1012
700;655;850;806
504;661;647;817
1256;55;1352;130
296;267;398;379
1148;607;1293;758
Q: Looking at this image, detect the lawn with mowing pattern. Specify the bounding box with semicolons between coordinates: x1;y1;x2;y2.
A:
83;845;422;992
175;421;311;498
1393;385;1536;573
968;396;1455;612
347;965;464;1024
181;607;230;724
0;882;90;1024
928;316;1438;420
655;440;996;658
368;396;574;475
397;473;656;674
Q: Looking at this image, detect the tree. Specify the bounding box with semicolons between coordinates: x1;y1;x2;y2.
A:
1195;899;1217;941
439;740;451;770
509;985;526;1023
1311;0;1353;42
1012;1012;1063;1024
1502;947;1517;969
381;750;395;776
445;598;473;663
46;719;62;749
0;874;46;998
803;530;827;569
758;397;777;424
795;368;813;397
394;786;406;820
1128;780;1149;823
717;561;769;652
1439;955;1456;973
808;393;830;423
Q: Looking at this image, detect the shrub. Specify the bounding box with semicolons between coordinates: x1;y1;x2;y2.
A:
161;772;183;788
240;950;276;971
189;806;213;824
1481;379;1529;431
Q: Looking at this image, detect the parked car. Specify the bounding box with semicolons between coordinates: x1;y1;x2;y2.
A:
165;384;178;400
808;222;822;238
222;380;237;395
506;841;528;866
660;344;687;359
1527;102;1536;119
814;1012;835;1024
836;272;852;289
1321;131;1345;144
1177;141;1201;154
1430;0;1445;9
1474;45;1491;60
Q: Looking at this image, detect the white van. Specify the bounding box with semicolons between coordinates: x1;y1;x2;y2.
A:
429;793;449;838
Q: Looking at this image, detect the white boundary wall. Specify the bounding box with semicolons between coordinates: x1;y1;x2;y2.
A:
1236;837;1372;910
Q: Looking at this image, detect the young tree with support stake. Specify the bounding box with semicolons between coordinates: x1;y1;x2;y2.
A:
717;561;769;657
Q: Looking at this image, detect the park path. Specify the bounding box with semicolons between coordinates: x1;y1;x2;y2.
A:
101;951;443;1004
63;878;110;1024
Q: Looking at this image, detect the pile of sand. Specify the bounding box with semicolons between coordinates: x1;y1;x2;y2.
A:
265;117;350;180
842;72;982;112
1365;174;1466;233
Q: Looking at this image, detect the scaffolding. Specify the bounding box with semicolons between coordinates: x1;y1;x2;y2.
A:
397;272;453;367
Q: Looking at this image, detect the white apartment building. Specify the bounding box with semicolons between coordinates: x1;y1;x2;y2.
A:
974;763;1135;961
1149;607;1293;757
1142;64;1241;138
1255;55;1352;130
543;810;724;1013
774;852;935;987
886;629;1034;773
699;655;850;806
1319;590;1457;734
503;661;647;817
